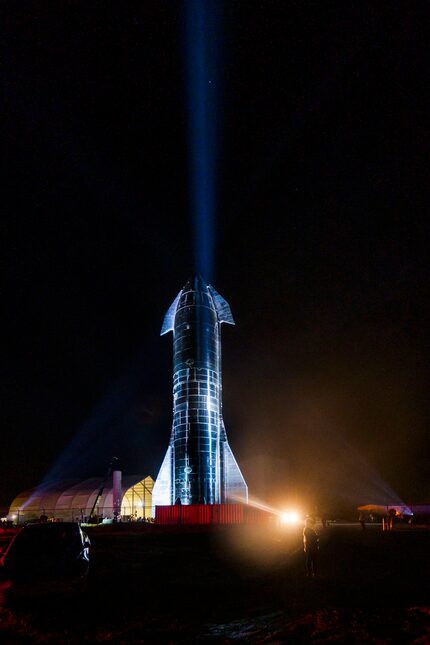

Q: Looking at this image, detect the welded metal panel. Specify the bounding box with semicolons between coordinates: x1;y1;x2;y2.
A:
207;286;235;325
221;441;248;504
154;275;247;508
152;446;174;513
160;291;182;336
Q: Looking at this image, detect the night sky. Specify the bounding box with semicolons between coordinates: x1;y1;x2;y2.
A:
2;1;429;511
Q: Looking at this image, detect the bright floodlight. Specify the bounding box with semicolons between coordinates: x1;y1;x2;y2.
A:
280;511;300;525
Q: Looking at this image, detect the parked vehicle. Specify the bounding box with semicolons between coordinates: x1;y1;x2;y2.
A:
0;522;90;599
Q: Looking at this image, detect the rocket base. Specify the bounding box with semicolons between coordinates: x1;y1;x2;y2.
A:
154;503;276;525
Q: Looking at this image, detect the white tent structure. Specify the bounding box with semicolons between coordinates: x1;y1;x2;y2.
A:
357;503;413;516
8;475;154;523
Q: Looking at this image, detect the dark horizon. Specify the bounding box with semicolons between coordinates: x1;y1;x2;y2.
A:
2;1;429;510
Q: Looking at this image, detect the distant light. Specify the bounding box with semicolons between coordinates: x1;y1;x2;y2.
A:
280;511;300;525
137;502;143;508
11;514;16;520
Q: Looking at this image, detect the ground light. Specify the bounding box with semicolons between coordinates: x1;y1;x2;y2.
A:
280;510;300;525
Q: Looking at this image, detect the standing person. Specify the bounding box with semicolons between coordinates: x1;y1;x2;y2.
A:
359;513;366;530
303;517;319;578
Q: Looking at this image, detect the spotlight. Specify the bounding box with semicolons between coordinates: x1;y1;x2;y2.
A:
280;510;300;525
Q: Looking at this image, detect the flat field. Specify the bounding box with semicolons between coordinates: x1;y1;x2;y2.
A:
0;523;429;643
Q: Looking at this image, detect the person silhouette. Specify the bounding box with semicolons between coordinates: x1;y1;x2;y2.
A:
303;517;319;577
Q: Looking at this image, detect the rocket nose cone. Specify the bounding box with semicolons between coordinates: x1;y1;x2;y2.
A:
183;273;208;292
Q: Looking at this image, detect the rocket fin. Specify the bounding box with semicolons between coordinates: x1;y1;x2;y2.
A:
152;445;174;514
161;291;182;335
208;286;235;325
222;440;248;503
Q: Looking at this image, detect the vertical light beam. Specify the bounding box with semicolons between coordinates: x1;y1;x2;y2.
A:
185;0;221;282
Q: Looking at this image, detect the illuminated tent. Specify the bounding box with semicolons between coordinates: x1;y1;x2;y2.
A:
357;503;413;516
8;475;154;523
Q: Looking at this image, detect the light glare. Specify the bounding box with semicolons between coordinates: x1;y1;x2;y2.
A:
280;510;300;525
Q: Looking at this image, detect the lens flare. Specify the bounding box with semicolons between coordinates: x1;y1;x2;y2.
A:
280;510;300;525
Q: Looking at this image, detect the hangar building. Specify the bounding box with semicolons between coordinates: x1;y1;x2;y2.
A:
8;475;153;523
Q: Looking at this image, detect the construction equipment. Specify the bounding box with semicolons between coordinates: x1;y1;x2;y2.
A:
88;457;119;523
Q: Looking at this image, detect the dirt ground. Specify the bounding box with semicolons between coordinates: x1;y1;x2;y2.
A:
0;523;429;643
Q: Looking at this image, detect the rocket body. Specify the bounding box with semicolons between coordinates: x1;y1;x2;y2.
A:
171;277;221;504
152;275;247;508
